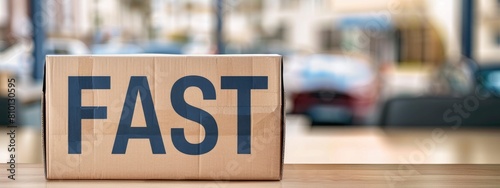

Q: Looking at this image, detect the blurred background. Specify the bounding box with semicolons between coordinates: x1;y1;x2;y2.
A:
1;0;500;164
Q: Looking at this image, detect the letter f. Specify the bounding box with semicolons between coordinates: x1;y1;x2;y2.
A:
68;76;110;154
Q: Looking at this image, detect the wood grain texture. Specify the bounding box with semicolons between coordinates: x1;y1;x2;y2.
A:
1;164;499;188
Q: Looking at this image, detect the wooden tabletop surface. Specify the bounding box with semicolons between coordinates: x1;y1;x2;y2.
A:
1;163;499;187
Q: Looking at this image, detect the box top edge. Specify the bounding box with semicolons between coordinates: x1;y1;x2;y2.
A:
45;54;282;57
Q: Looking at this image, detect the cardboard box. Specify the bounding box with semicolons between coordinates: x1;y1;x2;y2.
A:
42;55;284;180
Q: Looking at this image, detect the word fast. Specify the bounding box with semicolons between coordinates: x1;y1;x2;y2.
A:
68;76;268;155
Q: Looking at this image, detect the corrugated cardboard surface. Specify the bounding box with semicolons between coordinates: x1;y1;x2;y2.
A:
43;55;283;180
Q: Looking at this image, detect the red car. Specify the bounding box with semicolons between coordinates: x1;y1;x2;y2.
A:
286;55;378;125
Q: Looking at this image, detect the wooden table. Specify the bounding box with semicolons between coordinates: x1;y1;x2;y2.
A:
1;164;499;187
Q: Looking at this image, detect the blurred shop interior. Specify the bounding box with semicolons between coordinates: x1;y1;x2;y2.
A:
2;0;500;164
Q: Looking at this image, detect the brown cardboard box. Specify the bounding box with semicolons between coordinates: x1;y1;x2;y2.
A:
42;55;284;180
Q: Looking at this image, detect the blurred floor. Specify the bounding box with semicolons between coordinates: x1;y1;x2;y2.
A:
0;126;42;163
2;115;500;164
286;115;500;164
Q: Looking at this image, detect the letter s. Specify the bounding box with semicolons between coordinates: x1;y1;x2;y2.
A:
171;76;218;155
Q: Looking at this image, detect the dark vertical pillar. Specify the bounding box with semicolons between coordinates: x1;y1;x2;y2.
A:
461;0;474;60
31;0;45;80
215;0;225;54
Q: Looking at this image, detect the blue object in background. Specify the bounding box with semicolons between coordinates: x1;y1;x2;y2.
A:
91;43;143;54
31;0;45;80
142;41;183;54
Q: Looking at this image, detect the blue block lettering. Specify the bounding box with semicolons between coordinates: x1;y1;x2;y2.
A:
68;76;110;154
112;76;166;154
171;76;218;155
221;76;268;154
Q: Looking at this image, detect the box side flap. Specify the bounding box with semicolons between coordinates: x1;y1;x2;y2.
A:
41;59;48;179
279;56;285;180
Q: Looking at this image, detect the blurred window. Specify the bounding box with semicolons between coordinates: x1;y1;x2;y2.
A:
276;23;288;41
496;32;500;46
281;0;300;10
396;25;444;65
320;28;342;51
